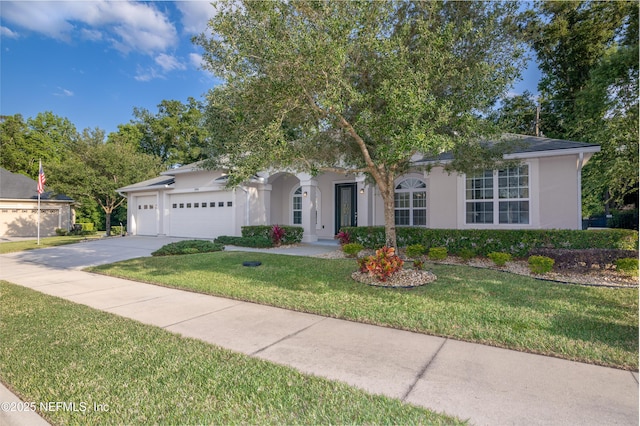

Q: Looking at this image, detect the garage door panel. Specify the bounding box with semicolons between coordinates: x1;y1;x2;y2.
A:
169;193;234;238
135;196;157;236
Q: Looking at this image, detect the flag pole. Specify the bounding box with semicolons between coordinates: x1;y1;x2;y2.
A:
37;188;41;245
36;159;45;245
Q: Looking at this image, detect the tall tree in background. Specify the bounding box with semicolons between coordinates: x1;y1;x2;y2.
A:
50;140;161;235
0;112;78;177
527;1;638;215
489;91;539;136
132;97;209;167
196;0;526;247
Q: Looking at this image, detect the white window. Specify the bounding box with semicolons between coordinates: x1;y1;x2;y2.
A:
293;187;303;225
394;178;427;226
292;186;322;228
466;165;529;225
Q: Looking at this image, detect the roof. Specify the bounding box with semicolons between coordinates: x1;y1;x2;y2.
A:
414;134;600;164
117;175;176;193
0;168;73;201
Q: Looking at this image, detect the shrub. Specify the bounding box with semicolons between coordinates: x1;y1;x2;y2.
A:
359;246;404;282
405;244;425;259
111;226;125;236
77;222;94;232
428;247;448;261
458;248;476;261
615;258;638;276
529;248;638;271
55;228;68;236
270;225;286;246
151;240;224;256
528;255;555;274
335;230;351;245
342;243;364;257
413;259;425;270
241;225;303;245
487;252;512;267
214;235;273;248
341;226;638;255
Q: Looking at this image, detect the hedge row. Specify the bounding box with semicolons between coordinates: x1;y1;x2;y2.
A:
241;225;304;245
214;235;273;248
340;227;638;258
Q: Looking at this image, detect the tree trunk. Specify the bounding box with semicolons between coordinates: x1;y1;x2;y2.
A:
378;172;398;249
105;210;112;236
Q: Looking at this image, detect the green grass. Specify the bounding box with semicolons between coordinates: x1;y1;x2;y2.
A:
0;235;100;254
0;282;461;425
88;251;639;370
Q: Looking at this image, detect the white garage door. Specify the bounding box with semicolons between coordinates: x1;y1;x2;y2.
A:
135;195;157;236
168;192;235;238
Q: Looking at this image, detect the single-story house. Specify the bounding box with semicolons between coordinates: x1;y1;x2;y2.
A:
0;168;75;238
117;135;600;242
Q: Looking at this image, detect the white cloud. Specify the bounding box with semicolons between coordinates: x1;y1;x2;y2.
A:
0;1;177;55
155;53;186;72
1;26;20;38
175;1;219;35
53;87;74;97
189;52;203;69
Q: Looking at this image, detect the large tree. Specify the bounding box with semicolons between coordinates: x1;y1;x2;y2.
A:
132;97;209;167
526;1;638;215
196;0;526;247
0;112;78;177
50;139;161;235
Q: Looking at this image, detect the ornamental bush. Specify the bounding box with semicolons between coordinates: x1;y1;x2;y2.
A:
458;248;476;261
428;247;448;261
487;252;512;267
342;243;364;257
152;240;225;256
615;258;639;276
528;255;555;274
405;244;426;259
358;246;404;282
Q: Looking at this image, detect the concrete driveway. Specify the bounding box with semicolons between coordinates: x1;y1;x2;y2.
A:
3;236;191;269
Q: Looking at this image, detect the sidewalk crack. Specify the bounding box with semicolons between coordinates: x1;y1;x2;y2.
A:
250;317;328;356
401;337;448;402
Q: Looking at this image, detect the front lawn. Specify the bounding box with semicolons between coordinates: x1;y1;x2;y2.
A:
0;235;100;254
88;252;639;370
0;282;461;425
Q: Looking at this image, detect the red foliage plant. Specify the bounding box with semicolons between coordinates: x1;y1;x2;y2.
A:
358;246;404;282
271;225;286;246
335;230;351;245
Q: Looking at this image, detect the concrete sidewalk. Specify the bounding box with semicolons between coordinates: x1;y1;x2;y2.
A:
1;237;638;425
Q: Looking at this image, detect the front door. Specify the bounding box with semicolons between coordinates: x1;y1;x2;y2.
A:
335;183;357;234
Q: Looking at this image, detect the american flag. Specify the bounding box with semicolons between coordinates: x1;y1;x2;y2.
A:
37;161;46;194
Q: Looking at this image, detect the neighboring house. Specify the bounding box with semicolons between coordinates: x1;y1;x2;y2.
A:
0;168;75;238
118;135;600;242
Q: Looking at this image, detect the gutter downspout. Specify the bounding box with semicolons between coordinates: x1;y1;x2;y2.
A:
577;152;584;230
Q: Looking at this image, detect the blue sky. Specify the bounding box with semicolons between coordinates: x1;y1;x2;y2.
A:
1;1;540;136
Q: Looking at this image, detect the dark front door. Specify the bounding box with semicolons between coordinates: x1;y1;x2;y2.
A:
335;183;357;234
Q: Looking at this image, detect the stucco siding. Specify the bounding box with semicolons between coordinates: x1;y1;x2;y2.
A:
538;155;580;229
426;167;457;229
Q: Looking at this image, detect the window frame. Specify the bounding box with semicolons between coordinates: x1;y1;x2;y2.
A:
463;163;532;227
394;177;427;227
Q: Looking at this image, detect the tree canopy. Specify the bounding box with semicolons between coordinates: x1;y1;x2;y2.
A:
132;97;209;168
526;0;638;215
196;0;527;246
